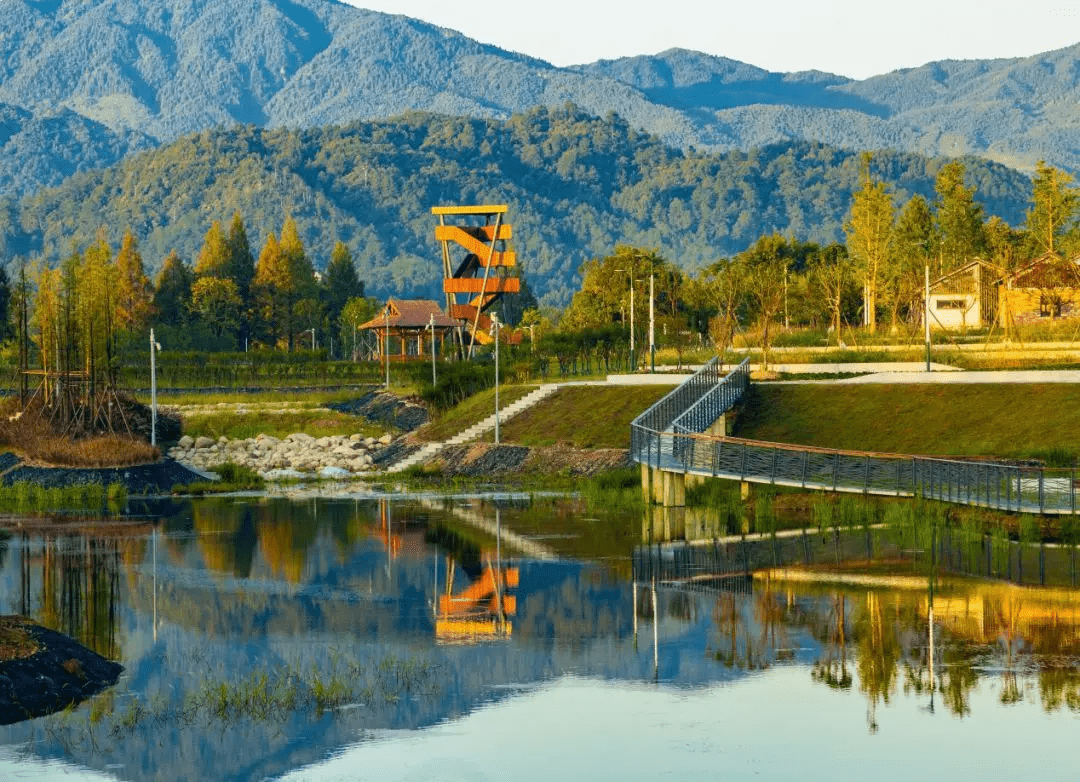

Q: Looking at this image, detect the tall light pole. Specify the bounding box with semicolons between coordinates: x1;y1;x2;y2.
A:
384;307;390;388
616;268;636;370
649;273;656;373
428;313;437;386
924;264;931;372
150;329;161;448
491;312;500;444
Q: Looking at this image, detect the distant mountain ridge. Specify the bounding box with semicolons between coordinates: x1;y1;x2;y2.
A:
0;109;1033;306
0;0;1077;198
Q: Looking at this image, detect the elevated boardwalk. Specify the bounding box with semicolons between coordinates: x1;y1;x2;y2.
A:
630;358;1080;515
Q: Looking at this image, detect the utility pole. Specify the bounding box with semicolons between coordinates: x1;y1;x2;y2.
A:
384;307;390;388
649;274;655;373
428;313;437;386
491;312;500;444
150;329;160;447
924;265;931;372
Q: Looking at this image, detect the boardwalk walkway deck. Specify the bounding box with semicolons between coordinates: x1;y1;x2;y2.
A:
630;358;1080;515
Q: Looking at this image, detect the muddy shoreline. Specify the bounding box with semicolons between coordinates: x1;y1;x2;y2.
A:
0;617;122;725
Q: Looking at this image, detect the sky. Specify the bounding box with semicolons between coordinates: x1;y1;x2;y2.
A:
342;0;1080;79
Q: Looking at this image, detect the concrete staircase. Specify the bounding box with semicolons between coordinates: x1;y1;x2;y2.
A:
384;384;560;473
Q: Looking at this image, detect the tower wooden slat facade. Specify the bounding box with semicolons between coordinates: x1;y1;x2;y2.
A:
433;204;520;358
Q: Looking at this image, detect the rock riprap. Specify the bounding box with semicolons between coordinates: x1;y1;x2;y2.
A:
169;431;395;479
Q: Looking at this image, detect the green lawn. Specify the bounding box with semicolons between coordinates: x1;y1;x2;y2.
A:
734;384;1080;460
415;385;538;442
491;385;672;449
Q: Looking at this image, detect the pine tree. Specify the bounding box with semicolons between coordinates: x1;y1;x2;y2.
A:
153;250;193;328
227;212;256;347
195;220;230;278
934;161;986;273
115;229;153;332
1026;161;1079;258
845;155;895;333
254;233;288;348
321;241;363;332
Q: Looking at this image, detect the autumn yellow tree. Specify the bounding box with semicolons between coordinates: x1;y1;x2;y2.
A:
845;156;895;333
115;229;153;332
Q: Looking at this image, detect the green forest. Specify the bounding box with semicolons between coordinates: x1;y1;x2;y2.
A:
0;105;1033;308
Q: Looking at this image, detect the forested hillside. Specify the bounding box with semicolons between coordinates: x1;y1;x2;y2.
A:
0;0;1076;198
0;106;1032;305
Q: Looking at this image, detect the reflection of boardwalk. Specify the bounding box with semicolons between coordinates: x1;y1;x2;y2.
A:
417;498;558;560
632;357;1080;515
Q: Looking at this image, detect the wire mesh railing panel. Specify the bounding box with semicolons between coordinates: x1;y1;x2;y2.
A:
632;357;1079;514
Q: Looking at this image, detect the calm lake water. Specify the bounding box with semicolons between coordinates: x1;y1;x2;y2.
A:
1;493;1079;781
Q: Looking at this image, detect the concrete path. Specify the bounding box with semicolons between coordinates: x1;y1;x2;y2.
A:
834;370;1080;384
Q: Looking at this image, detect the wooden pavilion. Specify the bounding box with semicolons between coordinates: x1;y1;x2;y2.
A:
359;299;458;362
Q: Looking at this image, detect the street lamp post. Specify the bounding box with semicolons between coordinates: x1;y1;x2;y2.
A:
427;313;437;386
649;273;655;373
491;312;500;444
150;329;161;447
924;264;931;372
616;268;636;371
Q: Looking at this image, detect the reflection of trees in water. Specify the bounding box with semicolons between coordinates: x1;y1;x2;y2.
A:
855;592;900;733
188;498;399;584
18;533;122;660
812;595;852;691
192;503;257;578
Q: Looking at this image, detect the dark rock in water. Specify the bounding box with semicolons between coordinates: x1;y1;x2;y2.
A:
0;618;122;725
328;391;428;432
0;451;19;473
0;457;209;494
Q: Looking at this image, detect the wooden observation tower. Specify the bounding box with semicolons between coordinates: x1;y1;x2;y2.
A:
433;204;520;358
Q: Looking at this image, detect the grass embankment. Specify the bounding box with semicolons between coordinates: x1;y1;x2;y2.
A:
178;407;387;441
415;385;538;442
0;617;38;662
158;389;393;441
487;386;672;449
735;384;1080;461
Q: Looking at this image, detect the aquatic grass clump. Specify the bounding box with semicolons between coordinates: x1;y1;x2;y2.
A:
580;468;643;513
94;654;442;739
0;480;127;514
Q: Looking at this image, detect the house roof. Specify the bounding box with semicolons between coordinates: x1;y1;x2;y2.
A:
1007;253;1080;288
929;258;997;290
359;299;458;330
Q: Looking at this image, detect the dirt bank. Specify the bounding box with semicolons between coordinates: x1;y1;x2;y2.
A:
0;616;122;725
0;455;210;495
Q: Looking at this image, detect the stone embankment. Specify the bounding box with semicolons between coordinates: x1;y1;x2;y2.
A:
168;431;396;480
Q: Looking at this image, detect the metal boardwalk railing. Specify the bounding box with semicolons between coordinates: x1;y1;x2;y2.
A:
630;357;1080;515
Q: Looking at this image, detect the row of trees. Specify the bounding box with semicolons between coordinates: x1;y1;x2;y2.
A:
552;158;1080;367
4;150;1078;385
19;212;379;389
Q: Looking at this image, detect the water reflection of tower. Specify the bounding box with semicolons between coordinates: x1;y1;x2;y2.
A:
434;506;518;644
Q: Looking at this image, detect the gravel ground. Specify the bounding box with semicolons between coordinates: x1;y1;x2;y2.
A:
328;391;429;431
433;443;632;477
0;457;210;495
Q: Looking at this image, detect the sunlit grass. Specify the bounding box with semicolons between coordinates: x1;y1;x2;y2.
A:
490;385;670;449
180;409;387;441
735;384;1080;460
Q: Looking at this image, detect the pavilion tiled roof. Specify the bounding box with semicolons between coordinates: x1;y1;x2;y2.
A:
359;299;457;330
